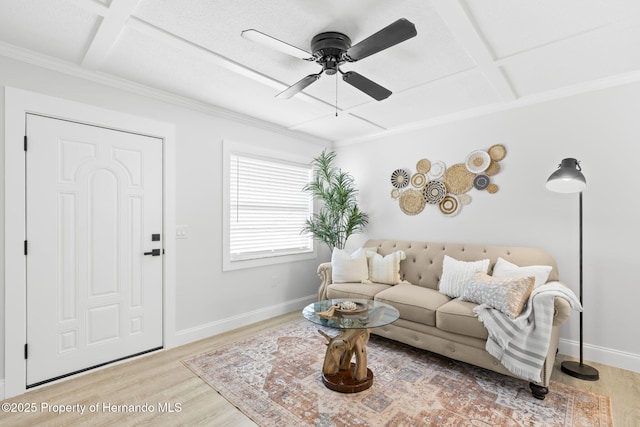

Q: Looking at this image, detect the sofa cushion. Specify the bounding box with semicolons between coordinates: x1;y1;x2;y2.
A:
368;250;406;284
374;283;450;326
436;299;488;340
327;282;392;300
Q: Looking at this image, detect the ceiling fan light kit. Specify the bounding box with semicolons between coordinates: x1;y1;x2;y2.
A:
241;18;417;101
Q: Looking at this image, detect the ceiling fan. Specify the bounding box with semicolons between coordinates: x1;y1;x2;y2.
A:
241;18;417;101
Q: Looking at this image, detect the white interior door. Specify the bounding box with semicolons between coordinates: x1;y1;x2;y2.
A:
25;114;163;387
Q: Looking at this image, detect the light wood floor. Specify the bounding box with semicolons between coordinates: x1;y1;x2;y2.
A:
2;311;638;426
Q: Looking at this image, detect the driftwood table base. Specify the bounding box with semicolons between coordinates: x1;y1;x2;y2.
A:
318;328;373;393
322;363;374;393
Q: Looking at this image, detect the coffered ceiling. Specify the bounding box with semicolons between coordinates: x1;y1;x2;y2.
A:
1;0;640;144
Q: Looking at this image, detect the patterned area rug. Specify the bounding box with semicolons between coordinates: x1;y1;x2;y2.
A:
183;319;612;427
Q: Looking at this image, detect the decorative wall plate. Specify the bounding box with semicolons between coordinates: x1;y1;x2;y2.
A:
391;169;410;188
487;183;499;194
439;195;460;216
473;174;490;190
488;144;506;161
459;194;471;205
391;188;401;199
485;161;501;176
423;180;447;204
442;163;474;194
427;161;446;179
411;173;427;188
400;189;426;215
465;151;490;173
416;159;431;174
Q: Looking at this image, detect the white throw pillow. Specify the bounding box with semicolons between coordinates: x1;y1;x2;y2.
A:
438;255;490;298
331;247;376;283
368;250;406;285
492;257;552;288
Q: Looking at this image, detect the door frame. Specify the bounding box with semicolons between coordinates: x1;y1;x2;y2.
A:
4;87;177;398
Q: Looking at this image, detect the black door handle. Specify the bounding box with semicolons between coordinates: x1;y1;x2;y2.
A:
144;249;161;256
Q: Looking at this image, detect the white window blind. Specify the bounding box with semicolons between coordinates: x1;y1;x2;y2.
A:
230;153;313;261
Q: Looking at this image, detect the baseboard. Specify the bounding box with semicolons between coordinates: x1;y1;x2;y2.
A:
172;295;316;348
558;338;640;373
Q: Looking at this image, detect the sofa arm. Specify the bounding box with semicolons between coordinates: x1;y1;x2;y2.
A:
317;262;332;301
553;296;572;326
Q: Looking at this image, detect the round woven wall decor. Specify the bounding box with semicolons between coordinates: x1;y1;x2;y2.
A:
400;189;425;215
416;159;431;174
473;174;490;190
391;169;410;189
485;161;501;176
423;180;447;204
411;173;427;188
439;195;460;216
427;161;446;179
487;183;499;194
488;144;506;161
442;163;474;194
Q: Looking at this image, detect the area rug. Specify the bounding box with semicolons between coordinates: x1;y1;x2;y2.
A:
183;319;612;427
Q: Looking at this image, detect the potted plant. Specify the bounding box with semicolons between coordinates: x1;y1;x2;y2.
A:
302;150;369;251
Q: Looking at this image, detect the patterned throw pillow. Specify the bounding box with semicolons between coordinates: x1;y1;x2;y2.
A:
368;250;406;285
461;272;535;318
438;255;490;298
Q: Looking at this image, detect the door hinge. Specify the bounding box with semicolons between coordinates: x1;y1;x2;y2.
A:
24;135;28;151
24;343;28;360
24;240;28;255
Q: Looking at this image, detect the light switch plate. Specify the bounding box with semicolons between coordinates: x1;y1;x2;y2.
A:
176;225;188;239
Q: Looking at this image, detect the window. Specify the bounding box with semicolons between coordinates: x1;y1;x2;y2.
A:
223;141;316;270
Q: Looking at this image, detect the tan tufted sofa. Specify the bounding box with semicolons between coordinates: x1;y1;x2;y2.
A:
317;239;572;399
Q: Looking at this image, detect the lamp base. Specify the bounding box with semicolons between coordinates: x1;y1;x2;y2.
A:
561;360;599;381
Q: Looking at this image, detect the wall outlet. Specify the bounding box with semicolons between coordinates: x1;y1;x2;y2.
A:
176;225;188;239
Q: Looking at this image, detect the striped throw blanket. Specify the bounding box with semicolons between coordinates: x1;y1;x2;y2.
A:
473;282;582;382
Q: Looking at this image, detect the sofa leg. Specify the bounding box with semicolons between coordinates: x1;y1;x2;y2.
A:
529;382;549;400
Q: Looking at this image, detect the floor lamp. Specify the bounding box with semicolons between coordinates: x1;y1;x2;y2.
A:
546;158;599;381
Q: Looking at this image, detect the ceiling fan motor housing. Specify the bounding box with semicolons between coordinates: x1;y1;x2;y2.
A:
311;32;351;75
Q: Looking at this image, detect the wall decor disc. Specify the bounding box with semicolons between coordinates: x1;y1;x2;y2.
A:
400;189;426;215
459;193;472;205
442;163;474;194
488;144;507;161
411;173;427;188
465;150;490;173
391;169;410;188
427;160;446;179
487;183;499;194
416;159;431;174
473;174;490;190
423;180;447;204
391;188;401;199
485;160;501;176
439;195;460;216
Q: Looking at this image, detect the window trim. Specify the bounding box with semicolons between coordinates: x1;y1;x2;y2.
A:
222;140;317;271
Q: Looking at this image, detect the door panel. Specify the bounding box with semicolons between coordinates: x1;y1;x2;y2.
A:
26;114;163;386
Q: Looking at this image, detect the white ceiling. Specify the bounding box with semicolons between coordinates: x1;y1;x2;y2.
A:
1;0;640;144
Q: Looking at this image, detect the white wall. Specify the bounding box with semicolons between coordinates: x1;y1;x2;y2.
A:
335;82;640;372
0;55;331;392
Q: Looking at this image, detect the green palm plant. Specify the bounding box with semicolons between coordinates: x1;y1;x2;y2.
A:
302;150;369;251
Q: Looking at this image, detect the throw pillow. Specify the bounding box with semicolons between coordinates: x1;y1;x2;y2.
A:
492;257;552;288
368;250;406;285
331;248;369;283
438;255;490;298
461;272;535;318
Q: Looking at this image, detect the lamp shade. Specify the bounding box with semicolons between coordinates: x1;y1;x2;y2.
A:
546;158;586;193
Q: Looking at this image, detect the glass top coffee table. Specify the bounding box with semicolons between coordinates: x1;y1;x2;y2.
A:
302;298;399;393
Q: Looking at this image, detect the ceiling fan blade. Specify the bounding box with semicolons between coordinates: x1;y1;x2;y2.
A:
346;18;417;62
241;29;312;60
276;73;321;99
342;71;392;101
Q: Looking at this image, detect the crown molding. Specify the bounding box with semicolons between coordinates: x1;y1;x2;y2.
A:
0;41;330;147
334;69;640;147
